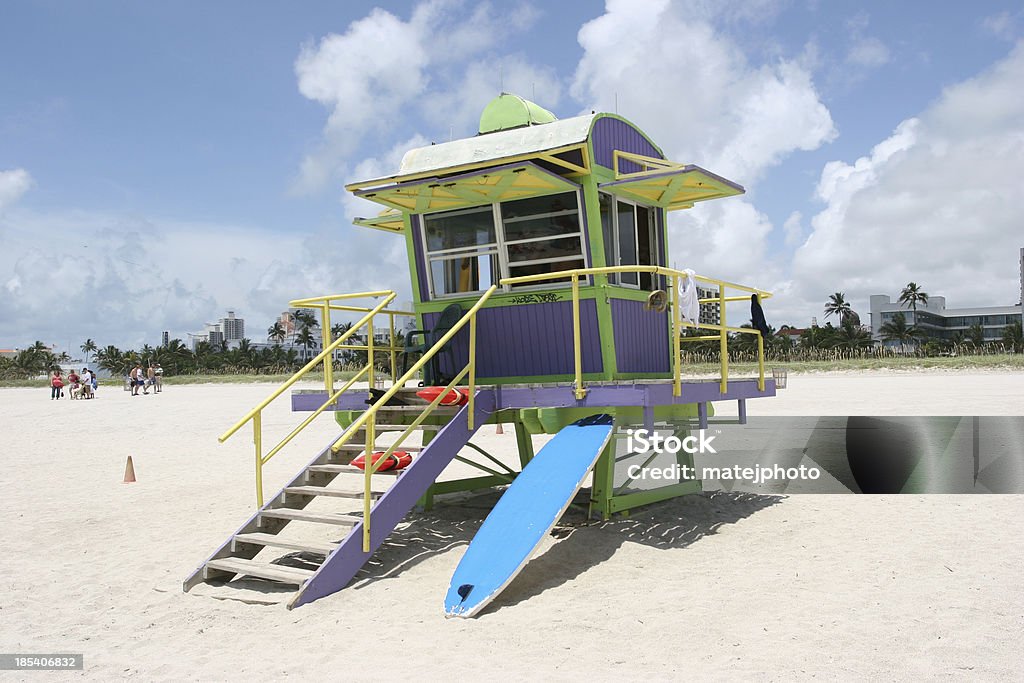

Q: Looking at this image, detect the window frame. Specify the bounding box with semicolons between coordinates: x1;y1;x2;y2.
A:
599;192;659;289
420;191;589;299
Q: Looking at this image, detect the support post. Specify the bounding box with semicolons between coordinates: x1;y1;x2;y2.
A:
320;303;334;394
253;413;263;507
719;287;728;394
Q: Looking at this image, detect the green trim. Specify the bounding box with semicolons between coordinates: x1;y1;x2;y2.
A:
414;286;601;314
404;214;423;308
607;481;702;514
428;475;511;497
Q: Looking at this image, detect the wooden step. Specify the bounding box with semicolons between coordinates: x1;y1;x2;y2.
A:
284;485;384;499
232;532;340;555
205;557;314;585
333;443;424;452
259;508;362;526
308;464;400;476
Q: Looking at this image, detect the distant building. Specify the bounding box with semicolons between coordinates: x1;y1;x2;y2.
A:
871;248;1024;344
220;311;244;341
871;295;1022;344
696;285;721;326
161;331;169;346
189;310;245;350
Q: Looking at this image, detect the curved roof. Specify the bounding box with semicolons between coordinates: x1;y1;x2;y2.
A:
478;93;558;134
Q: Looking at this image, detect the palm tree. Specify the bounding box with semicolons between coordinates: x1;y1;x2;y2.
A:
967;324;985;347
898;282;929;325
878;312;924;351
80;339;97;364
96;345;126;376
295;327;315;361
824;293;853;324
830;320;873;351
293;309;318;331
1002;321;1023;353
267;321;286;344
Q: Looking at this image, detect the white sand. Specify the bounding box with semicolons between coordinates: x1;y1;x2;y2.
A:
1;373;1023;679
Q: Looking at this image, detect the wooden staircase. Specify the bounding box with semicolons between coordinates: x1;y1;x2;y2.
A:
183;387;495;607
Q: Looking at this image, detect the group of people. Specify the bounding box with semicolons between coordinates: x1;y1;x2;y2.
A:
128;363;162;396
49;368;98;400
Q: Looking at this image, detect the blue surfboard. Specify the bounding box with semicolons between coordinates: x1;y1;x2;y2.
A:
444;414;614;618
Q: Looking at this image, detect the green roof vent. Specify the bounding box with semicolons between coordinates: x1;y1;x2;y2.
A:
478;92;557;135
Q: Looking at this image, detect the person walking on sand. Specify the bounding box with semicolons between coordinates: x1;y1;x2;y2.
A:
130;364;146;396
50;369;64;400
80;368;94;399
146;364;157;394
67;369;81;399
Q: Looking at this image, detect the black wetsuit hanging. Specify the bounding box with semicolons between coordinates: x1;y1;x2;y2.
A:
750;294;771;338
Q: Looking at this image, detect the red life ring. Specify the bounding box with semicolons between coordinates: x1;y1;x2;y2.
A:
351;450;413;472
416;386;468;406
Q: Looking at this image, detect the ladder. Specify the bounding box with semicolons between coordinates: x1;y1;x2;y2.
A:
183;387;494;608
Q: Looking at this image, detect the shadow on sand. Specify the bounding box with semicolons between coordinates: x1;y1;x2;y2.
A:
349;489;783;616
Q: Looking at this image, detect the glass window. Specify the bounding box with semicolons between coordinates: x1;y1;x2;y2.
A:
428;252;498;297
424;206;495;252
500;191;585;289
599;193;660;289
420;191;588;297
500;193;577;220
617;200;638;286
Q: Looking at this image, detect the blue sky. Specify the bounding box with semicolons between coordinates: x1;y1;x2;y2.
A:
1;0;1022;351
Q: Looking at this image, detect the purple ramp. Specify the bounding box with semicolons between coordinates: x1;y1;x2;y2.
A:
288;388;496;609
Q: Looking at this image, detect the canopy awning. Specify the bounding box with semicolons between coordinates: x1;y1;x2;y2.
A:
353;161;580;214
353;208;405;234
598;152;744;210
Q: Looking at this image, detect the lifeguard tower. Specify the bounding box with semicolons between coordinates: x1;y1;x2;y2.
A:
184;94;776;609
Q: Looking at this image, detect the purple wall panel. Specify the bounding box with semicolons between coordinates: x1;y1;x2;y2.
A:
611;298;670;374
424;300;603;378
591;117;663;173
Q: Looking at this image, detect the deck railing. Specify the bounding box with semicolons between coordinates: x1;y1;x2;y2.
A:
500;266;772;399
218;285;497;552
325;285;497;551
218;290;414;507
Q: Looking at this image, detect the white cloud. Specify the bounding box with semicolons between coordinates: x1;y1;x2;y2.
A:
0;206;414;350
847;36;890;68
793;41;1024;319
981;11;1022;41
783;210;804;247
421;56;563;138
572;0;834;184
291;1;543;195
571;0;834;309
0;168;32;214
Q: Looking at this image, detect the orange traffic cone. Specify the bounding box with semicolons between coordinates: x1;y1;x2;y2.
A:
123;456;136;483
495;422;504;435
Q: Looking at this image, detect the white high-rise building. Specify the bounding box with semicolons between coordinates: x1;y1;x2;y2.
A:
220;311;245;341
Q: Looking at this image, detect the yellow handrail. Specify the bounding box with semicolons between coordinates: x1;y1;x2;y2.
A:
289;293;416;391
328;285;498;456
221;291;402;506
500;265;770;399
219;292;396;444
322;286;497;552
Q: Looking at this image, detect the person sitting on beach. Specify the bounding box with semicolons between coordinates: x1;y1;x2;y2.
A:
50;370;64;400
